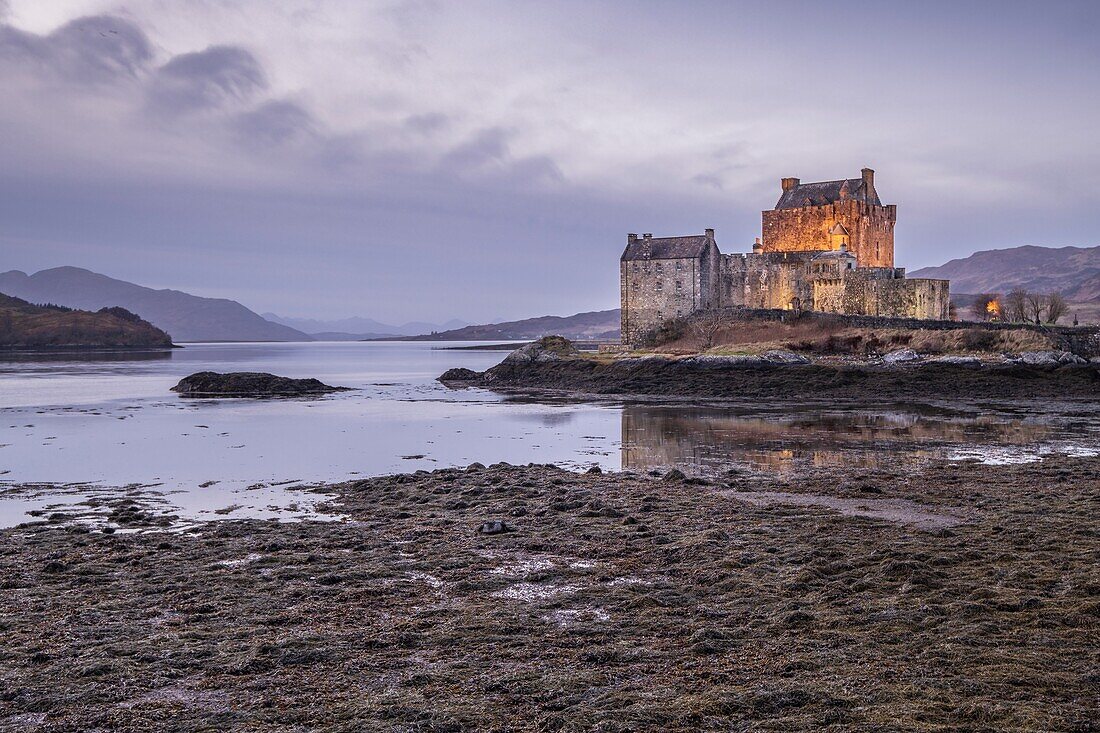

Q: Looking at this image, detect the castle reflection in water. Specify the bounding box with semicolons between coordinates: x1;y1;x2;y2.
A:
619;405;1053;474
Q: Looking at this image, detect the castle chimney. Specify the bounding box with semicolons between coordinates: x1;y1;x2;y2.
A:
752;237;762;254
861;167;874;188
704;228;714;238
627;233;638;243
781;177;800;192
643;233;653;240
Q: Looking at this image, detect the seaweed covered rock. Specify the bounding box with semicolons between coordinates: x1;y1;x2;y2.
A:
438;367;481;383
171;371;350;397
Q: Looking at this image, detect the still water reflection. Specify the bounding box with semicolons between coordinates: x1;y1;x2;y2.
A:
620;405;1068;473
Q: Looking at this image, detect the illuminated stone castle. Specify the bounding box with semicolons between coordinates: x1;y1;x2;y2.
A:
619;168;950;346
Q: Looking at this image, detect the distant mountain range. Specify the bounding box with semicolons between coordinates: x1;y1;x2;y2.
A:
0;267;309;342
11;244;1094;346
262;313;470;339
395;309;621;341
910;245;1100;300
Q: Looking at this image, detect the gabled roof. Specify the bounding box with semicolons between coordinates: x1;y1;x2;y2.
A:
776;178;881;209
828;222;850;236
621;234;712;261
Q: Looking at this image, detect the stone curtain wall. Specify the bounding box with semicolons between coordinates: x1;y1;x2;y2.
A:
761;200;896;268
864;279;951;320
719;253;816;311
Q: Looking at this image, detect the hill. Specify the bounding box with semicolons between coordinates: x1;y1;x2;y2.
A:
910;245;1100;299
0;268;310;342
0;293;173;349
396;309;620;341
263;313;470;338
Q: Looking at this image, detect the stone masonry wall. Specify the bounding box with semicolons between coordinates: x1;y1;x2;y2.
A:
761;200;896;268
620;256;704;347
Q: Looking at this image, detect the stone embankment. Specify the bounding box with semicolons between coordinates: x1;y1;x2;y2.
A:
171;372;350;397
440;338;1100;401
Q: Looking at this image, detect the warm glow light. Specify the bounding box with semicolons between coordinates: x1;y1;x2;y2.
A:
986;299;1001;318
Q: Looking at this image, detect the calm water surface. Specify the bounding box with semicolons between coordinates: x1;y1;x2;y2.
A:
2;341;1097;527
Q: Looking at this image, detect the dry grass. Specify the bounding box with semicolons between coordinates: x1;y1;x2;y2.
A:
655;318;1056;357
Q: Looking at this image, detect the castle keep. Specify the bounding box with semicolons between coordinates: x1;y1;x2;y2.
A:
620;169;950;346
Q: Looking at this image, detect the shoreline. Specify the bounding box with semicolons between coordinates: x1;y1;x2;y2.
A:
441;345;1100;401
2;456;1097;731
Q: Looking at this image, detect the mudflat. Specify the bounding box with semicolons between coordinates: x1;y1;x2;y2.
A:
1;456;1097;731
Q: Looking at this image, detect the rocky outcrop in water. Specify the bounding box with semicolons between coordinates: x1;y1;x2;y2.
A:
171;372;350;397
441;337;1100;401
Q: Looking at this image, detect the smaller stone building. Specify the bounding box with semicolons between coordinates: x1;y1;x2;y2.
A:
620;169;950;346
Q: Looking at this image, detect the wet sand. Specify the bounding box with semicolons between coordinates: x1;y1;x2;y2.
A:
1;456;1097;731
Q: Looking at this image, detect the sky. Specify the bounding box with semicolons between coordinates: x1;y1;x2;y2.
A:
1;0;1098;323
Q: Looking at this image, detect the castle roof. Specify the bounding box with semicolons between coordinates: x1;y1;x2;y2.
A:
776;178;882;209
621;234;713;261
810;249;857;261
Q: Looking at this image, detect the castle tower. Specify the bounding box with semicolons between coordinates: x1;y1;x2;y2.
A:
760;168;896;268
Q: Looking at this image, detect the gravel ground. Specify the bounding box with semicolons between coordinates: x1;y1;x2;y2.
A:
1;457;1098;732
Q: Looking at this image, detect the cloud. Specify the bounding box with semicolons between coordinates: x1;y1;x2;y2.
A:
0;14;152;84
404;112;449;135
440;127;563;185
234;99;315;147
147;45;267;114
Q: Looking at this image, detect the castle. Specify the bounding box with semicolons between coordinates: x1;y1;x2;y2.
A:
619;168;950;346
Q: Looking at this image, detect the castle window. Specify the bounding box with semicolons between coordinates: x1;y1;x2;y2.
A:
675;261;683;271
655;280;662;290
676;281;683;292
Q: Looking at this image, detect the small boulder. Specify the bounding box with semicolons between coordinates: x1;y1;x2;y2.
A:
478;521;511;535
663;469;686;482
1017;351;1062;366
930;356;982;367
882;348;921;365
686;354;768;368
762;349;811;365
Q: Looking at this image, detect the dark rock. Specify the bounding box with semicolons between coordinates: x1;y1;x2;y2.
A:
438;367;480;382
663;469;687;482
478;521;511;535
586;466;603;474
170;372;350;398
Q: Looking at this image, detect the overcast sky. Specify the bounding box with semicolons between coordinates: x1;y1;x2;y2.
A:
1;1;1098;322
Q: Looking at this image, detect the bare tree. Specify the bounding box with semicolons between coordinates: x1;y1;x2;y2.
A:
1025;292;1048;324
971;293;1001;321
689;310;725;351
1046;292;1068;324
1004;289;1029;322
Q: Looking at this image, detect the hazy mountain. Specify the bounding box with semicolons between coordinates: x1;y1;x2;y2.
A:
0;293;173;349
910;245;1100;299
263;313;471;337
0;268;310;342
397;309;621;341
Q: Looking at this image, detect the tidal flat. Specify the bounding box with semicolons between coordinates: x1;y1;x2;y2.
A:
1;456;1097;732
